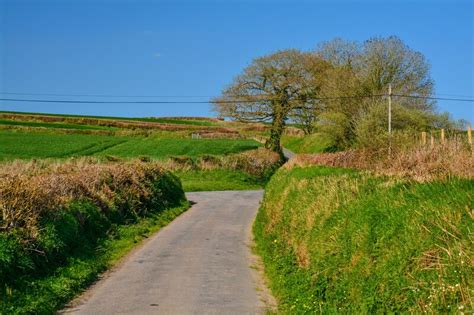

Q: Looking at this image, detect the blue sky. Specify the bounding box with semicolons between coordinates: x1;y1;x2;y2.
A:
0;0;473;122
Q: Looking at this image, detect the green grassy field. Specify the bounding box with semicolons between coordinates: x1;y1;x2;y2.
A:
254;166;473;313
0;130;260;161
96;137;260;159
0;130;126;160
281;133;333;153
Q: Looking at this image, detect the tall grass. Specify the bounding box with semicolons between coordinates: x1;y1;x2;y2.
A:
254;166;473;313
287;141;473;181
0;159;187;312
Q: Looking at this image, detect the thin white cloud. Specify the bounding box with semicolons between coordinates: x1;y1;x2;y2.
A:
154;53;162;58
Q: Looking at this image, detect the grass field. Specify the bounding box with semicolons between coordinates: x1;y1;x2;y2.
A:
0;130;260;161
96;137;260;160
254;166;473;313
281;133;333;153
0;130;126;160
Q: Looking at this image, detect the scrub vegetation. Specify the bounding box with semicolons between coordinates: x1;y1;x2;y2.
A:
0;159;188;313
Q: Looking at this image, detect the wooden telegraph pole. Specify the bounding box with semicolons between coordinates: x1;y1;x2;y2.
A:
388;84;392;157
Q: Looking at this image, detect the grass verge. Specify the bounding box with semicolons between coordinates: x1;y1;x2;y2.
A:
254;166;473;313
0;203;189;314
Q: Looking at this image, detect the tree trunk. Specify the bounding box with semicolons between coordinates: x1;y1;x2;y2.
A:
265;112;285;158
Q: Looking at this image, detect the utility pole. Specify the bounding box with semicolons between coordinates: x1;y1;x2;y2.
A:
388;84;392;157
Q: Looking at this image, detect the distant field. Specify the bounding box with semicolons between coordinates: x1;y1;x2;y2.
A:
0;130;125;160
0;130;260;160
97;137;260;159
0;119;113;130
0;111;218;126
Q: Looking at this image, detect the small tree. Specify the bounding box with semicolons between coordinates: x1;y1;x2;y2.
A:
213;50;325;157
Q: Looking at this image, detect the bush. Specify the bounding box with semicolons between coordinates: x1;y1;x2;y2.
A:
168;155;197;169
315;112;351;150
224;148;281;179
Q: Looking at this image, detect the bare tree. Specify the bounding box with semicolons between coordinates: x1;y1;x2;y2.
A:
213;49;325;156
358;36;434;110
315;36;435;147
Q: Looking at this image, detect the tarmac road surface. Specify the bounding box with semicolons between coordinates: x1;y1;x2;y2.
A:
64;190;268;315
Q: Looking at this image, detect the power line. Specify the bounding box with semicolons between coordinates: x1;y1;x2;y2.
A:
0;95;385;104
393;94;474;102
431;93;474;98
0;92;213;98
1;91;473;101
0;98;213;104
0;94;473;104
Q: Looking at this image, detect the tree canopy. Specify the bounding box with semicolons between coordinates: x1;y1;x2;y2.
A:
213;49;328;155
214;36;444;154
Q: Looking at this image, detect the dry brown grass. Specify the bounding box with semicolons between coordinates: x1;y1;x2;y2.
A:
163;148;281;177
0;158;177;238
286;142;473;181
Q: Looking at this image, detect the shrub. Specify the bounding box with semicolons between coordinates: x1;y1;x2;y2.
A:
167;155;197;169
224;148;281;179
315;112;352;150
197;154;223;169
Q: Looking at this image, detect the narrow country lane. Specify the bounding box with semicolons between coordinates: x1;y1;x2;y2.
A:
63;190;269;315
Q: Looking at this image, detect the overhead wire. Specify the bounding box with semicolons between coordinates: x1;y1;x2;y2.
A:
0;94;473;104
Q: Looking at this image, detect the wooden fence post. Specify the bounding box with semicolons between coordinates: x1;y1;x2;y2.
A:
421;131;427;146
430;134;434;148
468;125;472;145
441;129;445;144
